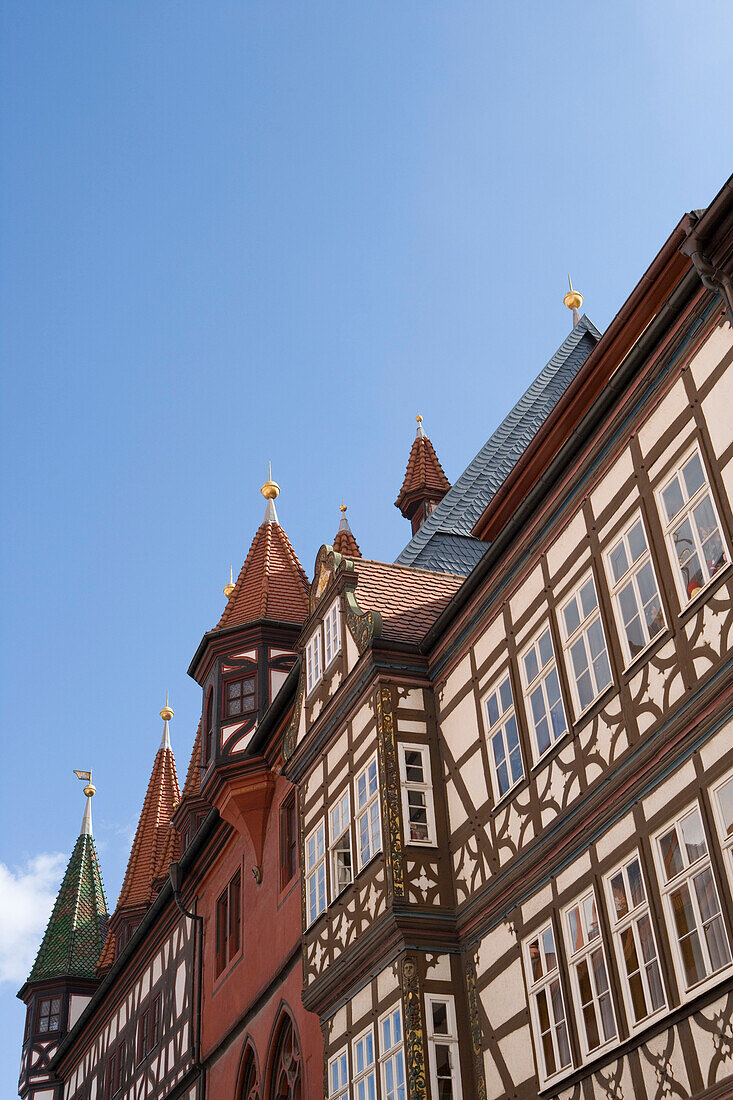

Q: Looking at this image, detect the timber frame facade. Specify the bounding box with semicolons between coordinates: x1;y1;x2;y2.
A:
18;173;733;1100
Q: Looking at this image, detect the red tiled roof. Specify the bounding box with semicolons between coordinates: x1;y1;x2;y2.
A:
180;722;202;801
114;742;180;913
333;527;361;559
216;519;309;630
97;926;115;973
395;435;451;513
351;558;463;643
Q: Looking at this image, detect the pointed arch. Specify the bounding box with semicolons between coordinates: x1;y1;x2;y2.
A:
265;1005;302;1100
236;1036;261;1100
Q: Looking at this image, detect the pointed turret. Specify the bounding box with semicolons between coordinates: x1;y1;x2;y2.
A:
333;504;361;558
18;776;108;1098
100;704;180;967
395;415;451;535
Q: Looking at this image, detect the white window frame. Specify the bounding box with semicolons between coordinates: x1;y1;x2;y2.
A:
305;631;322;696
653;802;732;998
355;754;382;871
352;1026;376;1100
558;572;613;717
482;672;524;802
604;852;667;1032
424;994;463;1100
305;821;327;926
328;1046;350;1100
329;789;353;898
604;513;667;666
656;444;730;606
711;765;733;894
379;1004;407;1100
523;923;573;1086
519;624;569;762
398;742;437;846
562;889;618;1060
324;598;342;669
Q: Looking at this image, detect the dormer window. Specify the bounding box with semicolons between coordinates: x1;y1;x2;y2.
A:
223;676;256;719
37;996;61;1034
323;599;341;668
306;632;322;696
306;599;341;695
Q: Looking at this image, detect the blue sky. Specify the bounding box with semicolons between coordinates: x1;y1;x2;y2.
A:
1;1;732;1088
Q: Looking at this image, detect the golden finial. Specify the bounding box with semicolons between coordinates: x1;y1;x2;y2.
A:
261;460;280;501
563;274;583;313
340;502;347;514
416;414;423;424
74;769;96;798
223;565;235;599
160;691;174;722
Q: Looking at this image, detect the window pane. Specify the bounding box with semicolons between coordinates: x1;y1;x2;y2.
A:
628;521;647;563
529;939;542;982
538;630;554;667
717;777;733;837
610;873;628;920
627;859;645;907
681;810;707;864
431;1001;449;1035
580;579;597;618
610;541;629;583
542;927;557;972
486;693;499;727
564;598;581;638
660;828;683;880
663;477;685;522
567;906;582;951
683;452;705;498
524;648;539;684
499;678;513;712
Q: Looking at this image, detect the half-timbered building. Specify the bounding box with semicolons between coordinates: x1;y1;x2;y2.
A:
19;172;733;1100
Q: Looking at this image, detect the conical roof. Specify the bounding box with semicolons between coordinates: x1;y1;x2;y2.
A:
216;503;309;630
395;419;451;515
113;722;180;913
333;506;361;559
26;807;108;983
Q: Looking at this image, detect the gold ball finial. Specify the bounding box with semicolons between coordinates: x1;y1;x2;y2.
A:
160;692;174;723
340;503;347;514
416;414;423;424
84;782;96;798
223;565;235;599
261;459;280;501
563;274;583;313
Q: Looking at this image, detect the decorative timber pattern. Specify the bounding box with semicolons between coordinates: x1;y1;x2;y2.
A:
401;957;427;1100
376;684;404;899
465;955;487;1100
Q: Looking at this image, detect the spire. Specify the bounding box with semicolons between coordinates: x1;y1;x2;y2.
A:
25;776;108;984
563;275;583;327
112;706;181;914
333;503;361;558
395;415;451;536
216;478;309;631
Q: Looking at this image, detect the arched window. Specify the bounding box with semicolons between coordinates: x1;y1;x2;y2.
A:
240;1044;260;1100
269;1015;301;1100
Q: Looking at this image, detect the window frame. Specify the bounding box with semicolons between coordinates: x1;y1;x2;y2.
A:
36;995;61;1035
652;801;732;999
656;444;730;607
482;672;525;802
558;572;613;718
323;598;342;670
424;993;463;1100
328;1045;350;1100
279;790;298;889
214;871;242;977
222;673;257;720
604;851;667;1032
379;1004;407;1100
562;887;618;1060
397;742;437;847
305;630;323;696
522;922;573;1086
105;1040;126;1098
604;513;667;666
355;754;382;871
329;788;353;898
305;820;327;926
519;623;569;762
351;1025;377;1100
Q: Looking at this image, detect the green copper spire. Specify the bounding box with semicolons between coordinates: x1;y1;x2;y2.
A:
26;783;109;983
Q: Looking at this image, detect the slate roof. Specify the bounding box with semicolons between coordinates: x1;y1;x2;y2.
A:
395;316;601;574
216;509;310;630
27;831;108;983
352;558;463;643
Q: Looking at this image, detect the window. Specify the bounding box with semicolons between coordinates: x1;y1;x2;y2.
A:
520;627;568;759
356;756;382;869
223;675;256;718
712;770;733;885
215;871;242;976
606;516;665;663
37;996;61;1034
560;575;612;715
306;631;322;695
204;690;214;761
605;855;666;1028
398;743;436;845
654;804;732;991
658;447;728;603
324;599;341;668
105;1041;126;1098
280;792;298;888
352;1027;376;1100
524;925;572;1083
564;890;617;1057
137;995;161;1061
330;790;353;897
425;995;463;1100
379;1006;406;1100
306;822;327;925
328;1047;350;1100
483;674;524;800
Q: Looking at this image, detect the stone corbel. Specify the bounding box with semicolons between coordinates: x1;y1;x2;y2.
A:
215;768;276;884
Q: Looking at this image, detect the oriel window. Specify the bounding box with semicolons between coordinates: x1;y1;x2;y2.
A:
37;996;61;1034
223;675;256;719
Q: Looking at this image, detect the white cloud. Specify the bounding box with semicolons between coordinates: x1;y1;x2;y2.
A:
0;853;67;985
